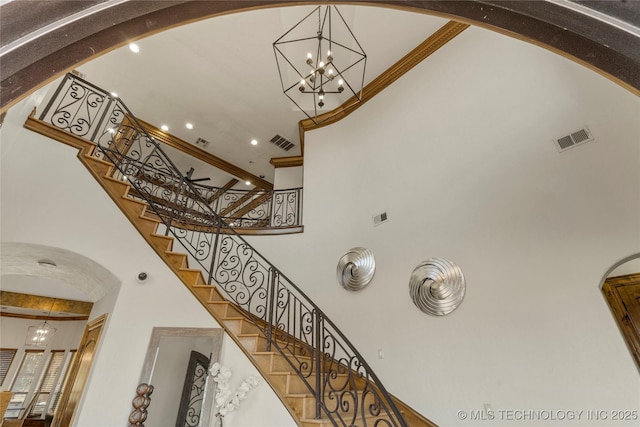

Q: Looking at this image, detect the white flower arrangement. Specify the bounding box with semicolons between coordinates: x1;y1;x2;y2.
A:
209;362;260;418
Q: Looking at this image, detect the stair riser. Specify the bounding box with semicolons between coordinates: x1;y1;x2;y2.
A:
268;373;312;395
102;176;130;197
223;319;262;336
209;302;244;318
165;253;188;269
190;285;226;303
254;353;309;373
136;217;160;235
148;235;173;253
83;156;113;176
179;270;205;286
120;197;148;217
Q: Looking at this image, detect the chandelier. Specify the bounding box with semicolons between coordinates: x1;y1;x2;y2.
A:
273;5;367;124
25;299;57;347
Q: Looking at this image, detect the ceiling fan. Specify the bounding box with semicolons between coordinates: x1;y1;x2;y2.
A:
184;167;210;183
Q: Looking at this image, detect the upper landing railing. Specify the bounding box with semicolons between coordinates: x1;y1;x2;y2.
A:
35;73;408;427
37;74;302;234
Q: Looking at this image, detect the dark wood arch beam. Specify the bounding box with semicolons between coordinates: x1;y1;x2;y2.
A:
1;0;638;113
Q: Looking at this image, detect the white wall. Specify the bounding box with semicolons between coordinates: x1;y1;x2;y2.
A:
274;166;303;190
0;88;295;427
246;26;640;426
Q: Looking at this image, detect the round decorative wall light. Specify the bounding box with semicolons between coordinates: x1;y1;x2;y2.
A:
409;257;466;316
336;247;375;291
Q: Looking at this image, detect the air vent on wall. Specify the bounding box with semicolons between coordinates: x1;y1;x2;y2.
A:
195;137;210;148
270;134;296;151
555;127;594;152
373;211;389;226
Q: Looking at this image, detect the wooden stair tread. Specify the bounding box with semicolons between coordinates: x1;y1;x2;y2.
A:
140;214;162;223
150;232;173;240
179;267;204;273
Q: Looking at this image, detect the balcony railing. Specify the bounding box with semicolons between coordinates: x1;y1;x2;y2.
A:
38;74;302;233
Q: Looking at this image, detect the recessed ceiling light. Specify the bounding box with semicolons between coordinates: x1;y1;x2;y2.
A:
186;123;193;130
37;259;57;268
245;181;251;186
129;43;140;53
251;139;258;146
110;92;118;98
161;125;169;131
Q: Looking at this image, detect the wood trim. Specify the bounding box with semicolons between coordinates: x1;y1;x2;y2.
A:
0;312;89;321
0;291;93;316
297;20;468;151
602;273;640;372
207;178;239;204
52;313;107;427
270;156;303;168
135;118;273;190
219;188;260;217
228;192;272;220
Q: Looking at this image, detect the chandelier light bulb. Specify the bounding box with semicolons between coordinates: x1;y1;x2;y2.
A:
306;52;313;65
299;79;306;92
327;50;333;62
319;61;324;68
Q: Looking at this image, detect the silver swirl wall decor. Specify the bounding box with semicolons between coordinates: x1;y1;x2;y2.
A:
336;247;376;291
409;258;465;316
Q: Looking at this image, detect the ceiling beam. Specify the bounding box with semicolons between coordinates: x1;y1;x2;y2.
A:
270;156;303;168
136;118;273;190
0;291;93;320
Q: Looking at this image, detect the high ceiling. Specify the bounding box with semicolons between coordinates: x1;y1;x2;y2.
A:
73;6;453;185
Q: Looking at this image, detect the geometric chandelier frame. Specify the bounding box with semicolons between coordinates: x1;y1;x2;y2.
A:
25;320;57;347
25;298;57;347
273;5;367;124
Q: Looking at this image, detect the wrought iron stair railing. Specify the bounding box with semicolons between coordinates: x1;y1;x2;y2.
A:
37;73;408;427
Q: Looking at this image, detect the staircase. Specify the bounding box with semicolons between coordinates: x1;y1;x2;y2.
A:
24;73;437;427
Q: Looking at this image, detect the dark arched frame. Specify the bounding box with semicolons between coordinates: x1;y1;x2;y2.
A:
1;0;639;112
